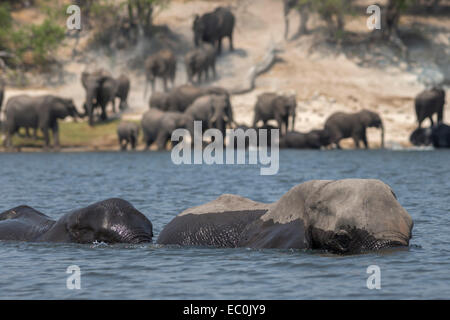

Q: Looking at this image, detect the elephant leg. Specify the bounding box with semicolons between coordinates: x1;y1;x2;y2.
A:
52;124;60;150
42;127;50;150
130;136;137;150
155;131;169;151
352;135;361;149
25;127;31;138
33;128;38;140
100;104;107;121
217;38;223;55
361;130;369;149
229;34;234;51
429;116;434;127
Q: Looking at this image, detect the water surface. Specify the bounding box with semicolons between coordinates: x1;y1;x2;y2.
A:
0;150;449;299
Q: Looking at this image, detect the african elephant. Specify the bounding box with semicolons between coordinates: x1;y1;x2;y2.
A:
279;129;330;149
283;0;309;39
150;84;229;112
81;70;115;125
324;109;384;149
115;74;130;111
252;92;297;135
3;94;81;149
184;94;234;135
141;109;194;151
415;87;446;128
0;198;153;244
117;121;140;151
193;6;235;54
231;124;277;149
410;123;450;148
185;43;217;84
157;179;413;254
144;49;176;98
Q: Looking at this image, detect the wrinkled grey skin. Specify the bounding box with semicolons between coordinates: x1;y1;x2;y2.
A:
283;0;309;39
184;43;217;84
253;93;297;135
193;6;235;54
279;129;330;149
144;49;176;98
324;109;384;149
150;84;229;112
184;94;234;135
141;108;194;150
157;179;413;255
3;94;81;149
0;198;153;244
415;87;446;128
410;123;450;148
81;69;115;125
115;74;130;111
117;121;140;151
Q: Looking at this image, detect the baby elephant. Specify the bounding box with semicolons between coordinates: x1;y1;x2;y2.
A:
117;121;140;151
184;43;217;84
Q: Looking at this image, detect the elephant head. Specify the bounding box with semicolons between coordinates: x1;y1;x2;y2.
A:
285;94;297;131
210;95;233;133
358;109;384;148
51;97;82;120
193;15;205;47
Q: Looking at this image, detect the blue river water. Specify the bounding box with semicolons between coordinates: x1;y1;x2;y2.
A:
0;149;449;299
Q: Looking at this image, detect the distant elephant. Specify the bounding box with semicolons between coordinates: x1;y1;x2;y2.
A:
141;109;194;150
0;198;153;243
283;0;309;39
115;74;130;111
0;77;4;113
144;49;176;98
149;91;171;110
231;124;277;149
117;121;140;151
3;94;81;149
252;92;297;135
81;69;115;125
324;109;384;149
157;179;413;254
193;6;235;54
410;123;450;148
184;43;217;84
279;129;330;149
415;87;446;128
151;84;229;112
184;94;234;134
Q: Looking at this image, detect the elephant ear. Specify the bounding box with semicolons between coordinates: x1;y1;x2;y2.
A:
358;110;374;127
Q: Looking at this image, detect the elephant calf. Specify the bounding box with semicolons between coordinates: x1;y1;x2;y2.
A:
184;43;217;84
117;121;140;151
415;87;446;128
324;109;384;149
410;123;450;148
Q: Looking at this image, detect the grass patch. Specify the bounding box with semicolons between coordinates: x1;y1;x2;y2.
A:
6;119;140;149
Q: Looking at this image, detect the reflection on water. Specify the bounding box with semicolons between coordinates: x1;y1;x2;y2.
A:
0;149;449;299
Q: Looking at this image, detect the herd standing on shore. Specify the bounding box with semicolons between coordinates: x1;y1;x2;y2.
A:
0;6;448;151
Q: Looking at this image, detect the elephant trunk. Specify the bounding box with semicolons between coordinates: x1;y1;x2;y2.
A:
380;123;385;149
291;113;296;132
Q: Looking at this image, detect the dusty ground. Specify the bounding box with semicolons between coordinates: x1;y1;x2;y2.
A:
1;0;449;150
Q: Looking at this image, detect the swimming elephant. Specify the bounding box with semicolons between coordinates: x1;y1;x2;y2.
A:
157;179;413;254
3;94;81;149
141;109;194;150
117;121;140;151
184;94;234;135
184;43;217;84
410;123;450;148
279;129;330;149
144;49;176;98
193;6;235;54
150;84;229;112
415;87;445;128
0;198;153;243
324;109;384;149
252;92;297;135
